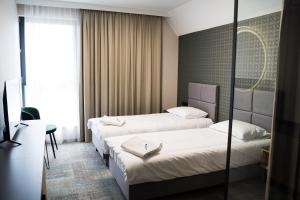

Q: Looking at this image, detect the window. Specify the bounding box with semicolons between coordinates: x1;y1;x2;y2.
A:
22;6;80;143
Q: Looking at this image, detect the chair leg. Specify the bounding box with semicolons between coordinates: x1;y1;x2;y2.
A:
52;132;58;150
45;141;50;168
49;133;56;159
44;156;49;169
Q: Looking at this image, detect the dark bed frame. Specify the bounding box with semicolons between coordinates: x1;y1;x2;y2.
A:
109;157;264;200
108;87;275;200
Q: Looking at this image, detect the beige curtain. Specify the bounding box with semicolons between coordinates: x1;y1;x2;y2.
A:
80;10;162;142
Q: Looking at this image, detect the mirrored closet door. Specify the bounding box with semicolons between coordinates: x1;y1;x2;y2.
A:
268;0;300;198
226;0;283;199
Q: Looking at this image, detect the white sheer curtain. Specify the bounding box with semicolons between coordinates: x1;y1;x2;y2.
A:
22;5;80;143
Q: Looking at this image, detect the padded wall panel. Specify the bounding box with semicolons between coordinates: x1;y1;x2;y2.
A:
233;109;252;123
199;84;218;103
234;88;253;111
188;99;216;122
188;82;219;122
253;90;274;116
188;82;201;100
252;113;273;132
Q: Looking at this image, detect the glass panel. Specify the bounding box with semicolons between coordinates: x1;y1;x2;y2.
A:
227;0;283;199
268;0;300;199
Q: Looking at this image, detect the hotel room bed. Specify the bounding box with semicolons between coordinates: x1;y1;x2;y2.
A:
105;88;275;200
88;113;214;157
106;128;269;185
88;83;219;157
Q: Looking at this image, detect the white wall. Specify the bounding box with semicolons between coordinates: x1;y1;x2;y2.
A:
0;0;21;129
162;18;178;110
167;0;283;36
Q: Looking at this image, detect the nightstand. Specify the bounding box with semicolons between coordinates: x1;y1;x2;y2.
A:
261;146;270;170
261;146;270;182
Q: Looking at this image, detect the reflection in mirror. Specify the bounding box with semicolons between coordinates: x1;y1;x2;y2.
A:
227;0;283;199
236;26;267;89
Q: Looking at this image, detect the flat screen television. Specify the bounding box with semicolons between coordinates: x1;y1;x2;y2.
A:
0;78;26;145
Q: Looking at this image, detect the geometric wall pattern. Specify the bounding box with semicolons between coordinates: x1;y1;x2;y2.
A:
178;12;281;121
236;12;281;91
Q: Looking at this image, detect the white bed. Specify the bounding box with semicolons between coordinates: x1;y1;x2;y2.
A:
88;113;214;156
104;88;275;200
88;83;219;157
105;127;269;185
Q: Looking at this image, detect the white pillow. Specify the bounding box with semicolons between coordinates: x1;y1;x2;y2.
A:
167;106;208;119
209;120;269;140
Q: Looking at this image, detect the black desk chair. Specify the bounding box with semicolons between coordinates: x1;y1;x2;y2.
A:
21;107;58;168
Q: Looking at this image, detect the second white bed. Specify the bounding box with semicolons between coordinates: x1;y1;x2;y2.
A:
88;82;219;157
105;127;269;185
88;113;213;156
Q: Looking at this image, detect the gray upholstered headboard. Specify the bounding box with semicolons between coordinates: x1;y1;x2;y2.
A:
188;82;219;122
233;88;275;132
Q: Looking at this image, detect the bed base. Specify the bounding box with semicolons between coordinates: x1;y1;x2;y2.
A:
92;133;110;166
109;158;264;200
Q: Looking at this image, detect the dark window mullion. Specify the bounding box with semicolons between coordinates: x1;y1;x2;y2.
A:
19;16;26;106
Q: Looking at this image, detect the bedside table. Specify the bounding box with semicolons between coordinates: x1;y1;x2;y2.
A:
261;146;270;182
261;146;270;170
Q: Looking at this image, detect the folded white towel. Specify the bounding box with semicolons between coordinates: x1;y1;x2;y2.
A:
121;137;163;158
99;115;126;126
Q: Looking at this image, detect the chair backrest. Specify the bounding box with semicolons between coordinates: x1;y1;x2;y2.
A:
21;111;35;120
21;107;41;120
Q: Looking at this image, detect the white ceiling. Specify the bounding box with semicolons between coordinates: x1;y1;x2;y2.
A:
16;0;192;16
16;0;283;36
54;0;191;11
168;0;283;35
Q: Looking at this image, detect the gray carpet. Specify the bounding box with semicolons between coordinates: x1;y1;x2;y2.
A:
46;143;124;200
46;143;265;200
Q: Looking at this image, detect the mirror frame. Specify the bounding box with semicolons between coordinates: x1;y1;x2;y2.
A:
224;0;238;199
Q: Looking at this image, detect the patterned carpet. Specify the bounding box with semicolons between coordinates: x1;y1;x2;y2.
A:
46;143;124;200
46;143;264;200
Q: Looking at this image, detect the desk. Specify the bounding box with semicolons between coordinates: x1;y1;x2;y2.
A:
0;120;46;200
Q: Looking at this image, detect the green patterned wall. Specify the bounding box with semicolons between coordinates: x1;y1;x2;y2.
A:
178;12;281;121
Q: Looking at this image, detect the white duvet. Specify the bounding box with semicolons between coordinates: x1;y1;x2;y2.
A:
88;113;213;154
105;128;269;185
